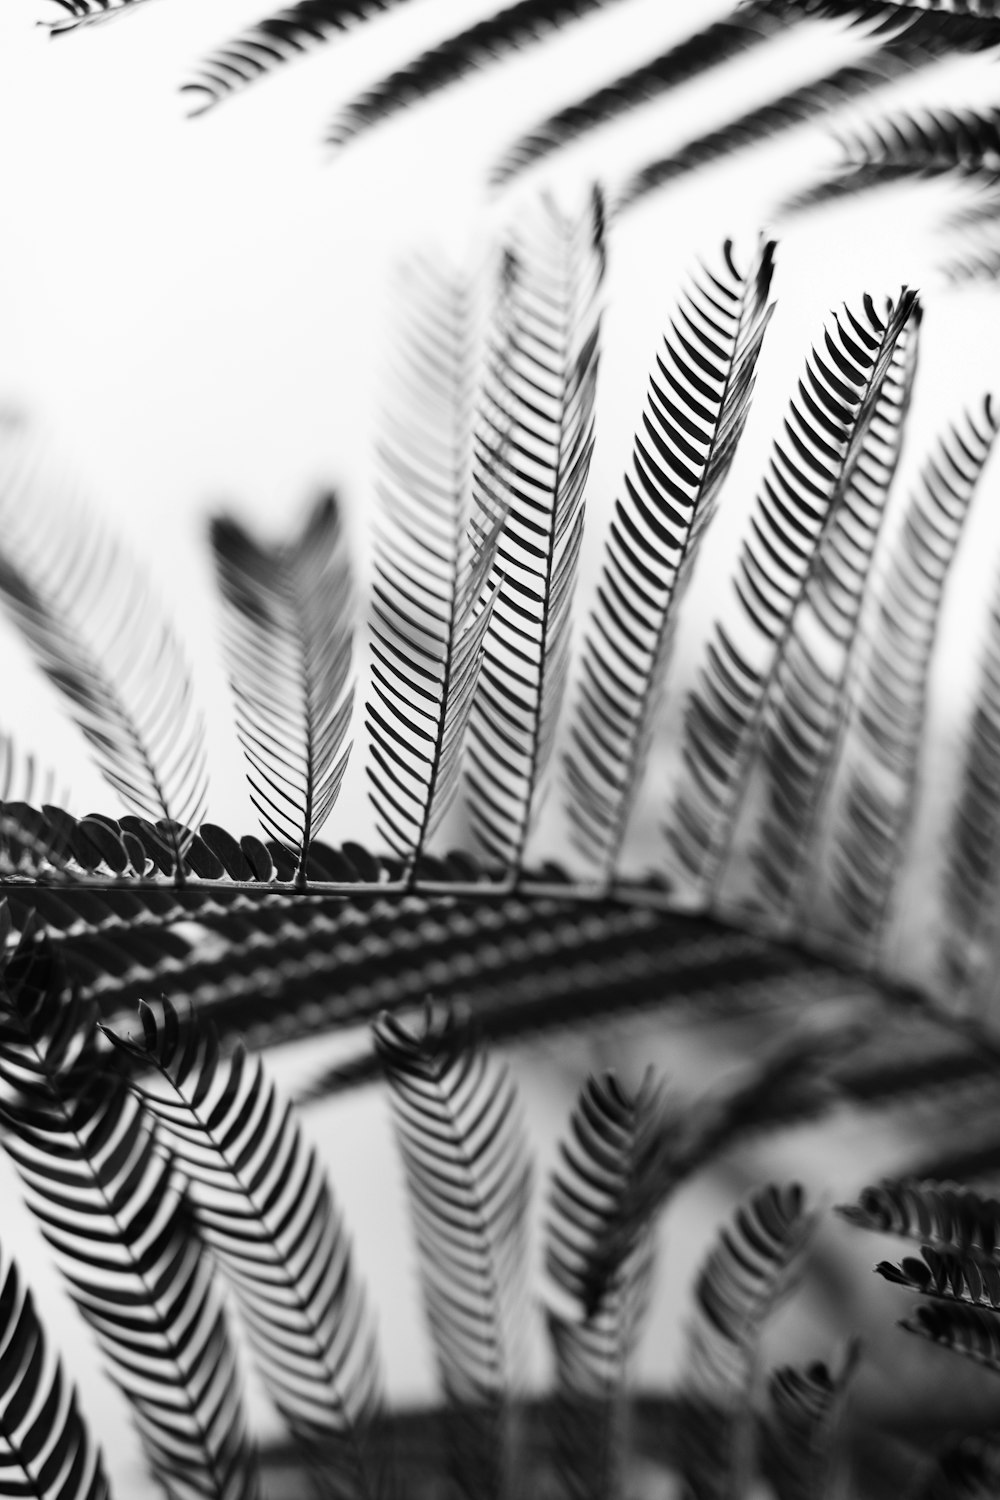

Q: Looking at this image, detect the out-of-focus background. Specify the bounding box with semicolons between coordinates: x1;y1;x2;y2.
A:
4;3;1000;1491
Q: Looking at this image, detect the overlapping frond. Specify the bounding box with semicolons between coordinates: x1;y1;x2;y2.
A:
211;493;355;881
326;0;635;150
0;452;208;876
564;238;775;879
103;997;390;1500
828;397;998;955
467;190;604;873
838;1178;1000;1258
0;1249;112;1500
181;0;419;114
545;1071;663;1500
664;290;916;898
489;0;791;188
750;297;922;925
0;937;260;1500
373;1005;531;1500
678;1183;816;1500
763;1343;859;1500
367;258;504;870
903;1303;1000;1373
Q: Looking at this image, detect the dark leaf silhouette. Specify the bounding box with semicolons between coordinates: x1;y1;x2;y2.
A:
0;936;261;1500
545;1071;663;1500
678;1183;816;1500
489;0;792;188
838;1178;1000;1259
0;1249;112;1500
564;237;775;879
0;459;208;877
104;997;391;1500
828;397;998;956
373;1004;531;1500
750;296;922;927
211;493;355;881
903;1302;1000;1375
467;190;604;873
664;290;916;899
763;1343;859;1500
367;258;503;870
326;0;639;151
43;0;154;32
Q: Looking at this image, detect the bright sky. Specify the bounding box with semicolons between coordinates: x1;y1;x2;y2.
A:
4;2;1000;1490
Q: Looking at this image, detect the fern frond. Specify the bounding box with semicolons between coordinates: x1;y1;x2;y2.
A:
103;997;391;1500
210;493;355;882
326;0;637;150
564;238;775;880
679;1183;816;1500
545;1071;663;1500
489;0;790;187
0;1248;113;1500
181;0;419;114
0;458;208;878
43;0;153;32
617;43;937;214
663;289;916;899
0;937;260;1500
367;258;502;871
467;190;604;874
763;1342;859;1500
373;1004;531;1500
902;1301;1000;1373
828;397;998;955
750;296;922;926
838;1179;1000;1259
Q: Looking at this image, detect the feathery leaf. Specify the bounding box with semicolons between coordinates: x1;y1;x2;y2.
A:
467;189;605;873
211;493;355;882
373;1004;531;1500
838;1178;1000;1259
564;237;775;879
763;1342;859;1500
43;0;154;32
103;997;391;1500
902;1302;1000;1375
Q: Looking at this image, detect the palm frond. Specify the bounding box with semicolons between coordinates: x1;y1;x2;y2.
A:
0;935;260;1500
466;189;604;874
663;289;916;899
678;1183;816;1500
943;559;1000;997
0;456;208;877
564;237;775;880
763;1342;859;1500
489;0;791;188
367;257;503;871
544;1071;663;1500
0;1248;112;1500
617;42;939;215
181;0;420;114
828;397;998;956
372;1004;531;1500
210;492;355;883
750;296;922;927
103;997;391;1500
326;0;639;150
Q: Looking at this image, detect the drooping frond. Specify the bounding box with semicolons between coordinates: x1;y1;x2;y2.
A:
943;560;1000;997
838;1178;1000;1259
750;297;922;927
367;258;503;871
564;238;775;880
181;0;420;114
0;1249;112;1500
210;493;355;882
43;0;153;32
903;1303;1000;1375
663;290;916;899
678;1184;817;1500
326;0;637;150
103;997;391;1500
372;1004;531;1500
617;43;939;214
0;451;208;877
763;1343;859;1500
467;189;605;873
489;0;791;188
828;397;998;956
0;937;261;1500
545;1071;664;1500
